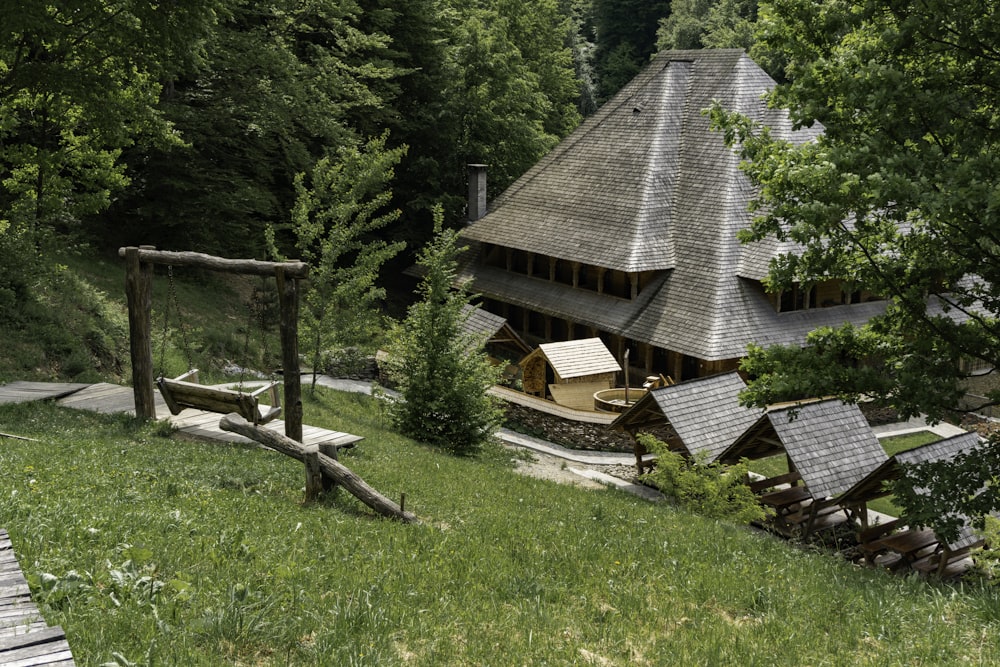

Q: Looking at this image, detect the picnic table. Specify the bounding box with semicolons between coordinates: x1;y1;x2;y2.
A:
876;529;939;564
758;485;811;514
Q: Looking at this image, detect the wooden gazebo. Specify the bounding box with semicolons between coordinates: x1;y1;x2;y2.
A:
719;399;889;536
611;372;762;472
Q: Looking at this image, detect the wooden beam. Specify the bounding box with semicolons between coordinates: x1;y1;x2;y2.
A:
220;413;417;523
118;247;309;279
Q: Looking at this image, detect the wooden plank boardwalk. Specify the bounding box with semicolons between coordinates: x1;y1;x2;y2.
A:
0;530;76;667
0;381;363;451
0;383;90;406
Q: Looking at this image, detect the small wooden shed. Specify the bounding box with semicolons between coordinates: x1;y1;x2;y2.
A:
519;337;621;409
611;372;763;471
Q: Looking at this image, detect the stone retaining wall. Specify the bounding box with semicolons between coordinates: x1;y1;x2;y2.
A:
502;400;635;452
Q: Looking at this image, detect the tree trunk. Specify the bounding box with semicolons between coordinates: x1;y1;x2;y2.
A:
218;413;418;523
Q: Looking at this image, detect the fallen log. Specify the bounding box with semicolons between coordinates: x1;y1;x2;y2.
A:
219;413;418;523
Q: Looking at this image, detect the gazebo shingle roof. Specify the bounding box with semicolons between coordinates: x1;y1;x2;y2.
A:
646;372;762;462
766;400;888;500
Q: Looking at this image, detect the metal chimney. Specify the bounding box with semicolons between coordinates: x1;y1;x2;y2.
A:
467;163;487;223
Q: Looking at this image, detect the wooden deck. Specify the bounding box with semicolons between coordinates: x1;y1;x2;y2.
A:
0;530;76;666
30;382;363;450
0;382;90;405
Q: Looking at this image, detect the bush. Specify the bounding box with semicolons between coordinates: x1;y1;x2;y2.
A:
638;433;771;524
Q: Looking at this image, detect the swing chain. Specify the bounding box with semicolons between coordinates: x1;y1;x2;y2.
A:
167;265;195;373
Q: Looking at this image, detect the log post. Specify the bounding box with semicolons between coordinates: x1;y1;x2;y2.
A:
304;444;324;501
275;267;303;442
219;413;417;523
319;442;339;493
125;246;156;421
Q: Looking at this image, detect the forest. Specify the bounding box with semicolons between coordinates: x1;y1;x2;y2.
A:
0;0;756;287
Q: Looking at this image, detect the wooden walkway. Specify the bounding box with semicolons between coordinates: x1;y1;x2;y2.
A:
0;382;363;450
0;530;76;666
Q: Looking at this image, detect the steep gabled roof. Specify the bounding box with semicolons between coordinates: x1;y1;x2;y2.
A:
768;400;888;500
526;338;622;380
460;304;532;356
721;399;888;498
645;372;762;461
895;432;986;551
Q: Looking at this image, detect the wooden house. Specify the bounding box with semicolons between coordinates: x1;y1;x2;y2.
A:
519;337;621;410
611;371;762;472
458;49;889;383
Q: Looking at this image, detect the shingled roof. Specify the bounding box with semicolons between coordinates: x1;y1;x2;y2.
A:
460;304;532;356
770;400;888;500
611;372;762;461
459;49;889;362
895;432;986;551
528;338;622;380
721;399;888;499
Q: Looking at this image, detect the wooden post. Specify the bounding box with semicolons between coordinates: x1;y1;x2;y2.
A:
219;413;418;523
304;444;323;501
125;246;156;421
319;442;339;493
275;267;303;443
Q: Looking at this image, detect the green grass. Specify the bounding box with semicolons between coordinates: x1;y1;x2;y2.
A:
2;394;1000;665
0;249;286;386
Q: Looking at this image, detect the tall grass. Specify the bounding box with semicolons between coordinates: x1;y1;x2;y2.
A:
2;393;999;665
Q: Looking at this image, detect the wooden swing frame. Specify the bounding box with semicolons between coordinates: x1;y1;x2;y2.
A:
121;246;309;441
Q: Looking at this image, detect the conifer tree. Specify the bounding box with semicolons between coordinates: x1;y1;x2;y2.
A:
384;208;502;455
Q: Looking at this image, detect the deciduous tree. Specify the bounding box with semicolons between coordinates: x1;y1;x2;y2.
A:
710;0;1000;536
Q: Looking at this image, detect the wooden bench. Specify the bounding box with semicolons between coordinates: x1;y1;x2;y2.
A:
911;540;983;579
157;369;282;425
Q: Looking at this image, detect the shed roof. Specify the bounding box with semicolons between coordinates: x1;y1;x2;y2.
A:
525;338;621;380
460;304;532;356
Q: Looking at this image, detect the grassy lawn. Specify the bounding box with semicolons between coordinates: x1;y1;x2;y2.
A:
2;394;1000;665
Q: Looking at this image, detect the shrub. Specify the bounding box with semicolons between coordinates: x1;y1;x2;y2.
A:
637;433;771;524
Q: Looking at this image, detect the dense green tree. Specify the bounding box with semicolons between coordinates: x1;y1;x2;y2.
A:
709;0;1000;535
657;0;757;51
275;132;405;390
0;1;219;301
449;2;580;196
384;208;502;455
105;0;398;257
590;0;670;101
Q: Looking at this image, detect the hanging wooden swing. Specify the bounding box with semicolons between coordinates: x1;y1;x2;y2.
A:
153;265;284;425
157;369;282;425
121;246;309;441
